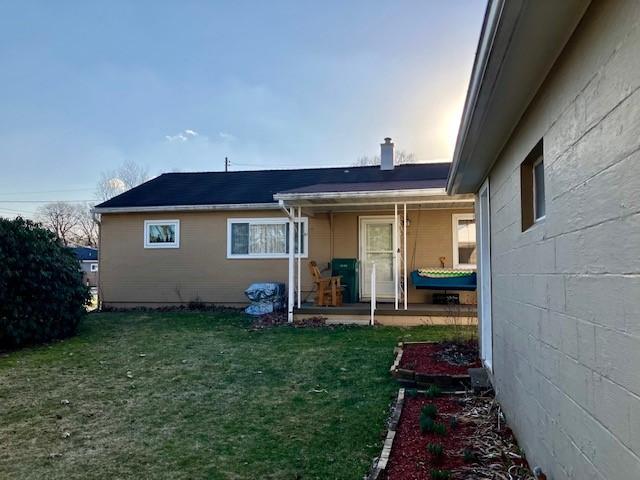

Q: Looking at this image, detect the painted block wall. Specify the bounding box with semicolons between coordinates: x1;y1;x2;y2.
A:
486;2;640;479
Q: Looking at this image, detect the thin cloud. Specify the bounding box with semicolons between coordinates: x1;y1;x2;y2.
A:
218;131;236;142
165;129;199;142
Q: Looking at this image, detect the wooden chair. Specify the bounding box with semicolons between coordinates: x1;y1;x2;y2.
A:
308;261;343;306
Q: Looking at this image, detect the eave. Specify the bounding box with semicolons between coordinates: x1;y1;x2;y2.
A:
447;0;591;194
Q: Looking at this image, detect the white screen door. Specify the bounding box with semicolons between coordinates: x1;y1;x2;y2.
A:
478;179;493;370
360;217;396;299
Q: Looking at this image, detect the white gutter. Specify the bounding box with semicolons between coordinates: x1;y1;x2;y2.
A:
447;0;505;194
93;202;280;214
274;187;447;202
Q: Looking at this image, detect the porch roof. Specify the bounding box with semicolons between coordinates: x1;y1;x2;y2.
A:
274;182;474;209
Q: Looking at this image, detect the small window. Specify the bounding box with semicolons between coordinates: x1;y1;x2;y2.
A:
452;214;477;269
227;217;308;259
144;220;180;248
521;140;545;231
90;263;99;272
533;157;545;221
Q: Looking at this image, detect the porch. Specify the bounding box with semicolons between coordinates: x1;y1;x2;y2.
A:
294;302;477;326
274;182;477;325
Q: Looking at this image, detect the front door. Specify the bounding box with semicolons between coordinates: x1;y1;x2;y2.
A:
478;179;493;370
359;216;396;300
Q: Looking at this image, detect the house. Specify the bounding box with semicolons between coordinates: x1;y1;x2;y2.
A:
70;246;99;287
448;1;640;478
93;138;477;325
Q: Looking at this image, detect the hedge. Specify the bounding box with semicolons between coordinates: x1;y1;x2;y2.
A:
0;217;90;348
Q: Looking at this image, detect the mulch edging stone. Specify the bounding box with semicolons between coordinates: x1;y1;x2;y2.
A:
365;388;406;480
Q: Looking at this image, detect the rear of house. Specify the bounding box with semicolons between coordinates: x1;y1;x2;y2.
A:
449;1;640;478
95;140;477;325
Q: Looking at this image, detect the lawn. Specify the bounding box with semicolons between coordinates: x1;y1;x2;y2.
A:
0;312;473;480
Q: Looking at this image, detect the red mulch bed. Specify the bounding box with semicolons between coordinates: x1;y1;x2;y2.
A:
399;341;481;375
383;395;471;479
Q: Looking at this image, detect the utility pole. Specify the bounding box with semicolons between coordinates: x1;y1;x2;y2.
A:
225;157;229;172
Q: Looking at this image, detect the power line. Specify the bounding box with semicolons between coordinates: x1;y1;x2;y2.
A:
0;199;96;203
0;187;95;196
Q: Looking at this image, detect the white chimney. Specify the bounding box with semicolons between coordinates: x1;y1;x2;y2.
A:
380;137;395;170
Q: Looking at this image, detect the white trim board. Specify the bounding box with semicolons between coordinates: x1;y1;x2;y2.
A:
452;213;476;269
144;219;180;249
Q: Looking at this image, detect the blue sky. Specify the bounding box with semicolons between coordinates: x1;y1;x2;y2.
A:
0;1;485;217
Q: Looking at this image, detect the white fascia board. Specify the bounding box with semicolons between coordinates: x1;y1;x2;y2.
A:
93;203;280;214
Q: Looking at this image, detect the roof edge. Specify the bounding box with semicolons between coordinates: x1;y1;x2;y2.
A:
447;0;591;194
274;187;447;202
93;202;280;214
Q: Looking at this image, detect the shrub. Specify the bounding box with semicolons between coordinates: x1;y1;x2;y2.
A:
425;385;442;398
449;415;459;430
0;218;89;348
463;448;479;463
427;442;444;458
430;469;451;480
420;414;435;434
432;422;447;436
405;388;419;398
421;403;438;419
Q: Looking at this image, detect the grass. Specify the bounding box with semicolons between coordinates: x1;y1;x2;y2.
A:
0;311;474;479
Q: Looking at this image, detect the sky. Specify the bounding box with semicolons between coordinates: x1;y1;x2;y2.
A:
0;1;486;218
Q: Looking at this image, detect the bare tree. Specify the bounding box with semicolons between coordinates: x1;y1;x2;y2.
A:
96;160;149;201
354;150;416;166
74;203;98;247
36;202;81;246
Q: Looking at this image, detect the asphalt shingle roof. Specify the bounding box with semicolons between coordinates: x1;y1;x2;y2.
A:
71;246;98;261
95;163;450;209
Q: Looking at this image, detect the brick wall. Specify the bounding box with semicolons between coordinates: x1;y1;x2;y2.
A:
487;2;640;478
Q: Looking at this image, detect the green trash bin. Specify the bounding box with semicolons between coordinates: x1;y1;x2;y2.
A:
331;258;359;304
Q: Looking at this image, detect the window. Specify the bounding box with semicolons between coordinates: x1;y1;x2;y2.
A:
521;139;545;230
533;157;545;221
90;263;99;272
452;214;477;269
144;220;180;248
227;217;308;258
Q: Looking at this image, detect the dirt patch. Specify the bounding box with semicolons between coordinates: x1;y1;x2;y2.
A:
248;313;329;330
400;341;480;375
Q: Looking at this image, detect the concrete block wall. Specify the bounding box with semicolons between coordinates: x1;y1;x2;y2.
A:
486;2;640;479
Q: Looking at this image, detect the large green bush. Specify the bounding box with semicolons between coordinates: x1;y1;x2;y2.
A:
0;217;90;348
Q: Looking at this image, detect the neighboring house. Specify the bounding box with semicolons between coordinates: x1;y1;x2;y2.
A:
70;246;99;287
448;1;640;479
94;139;477;324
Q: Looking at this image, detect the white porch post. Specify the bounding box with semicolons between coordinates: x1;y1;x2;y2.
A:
287;206;295;323
403;202;408;310
394;203;398;310
297;206;302;309
370;262;376;326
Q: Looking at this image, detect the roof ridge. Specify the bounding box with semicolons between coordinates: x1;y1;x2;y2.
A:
160;162;451;175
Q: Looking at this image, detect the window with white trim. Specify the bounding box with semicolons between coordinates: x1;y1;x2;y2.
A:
452;214;476;269
144;220;180;248
227;217;308;258
90;263;99;272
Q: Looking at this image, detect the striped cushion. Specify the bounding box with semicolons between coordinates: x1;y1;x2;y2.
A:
416;268;475;278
